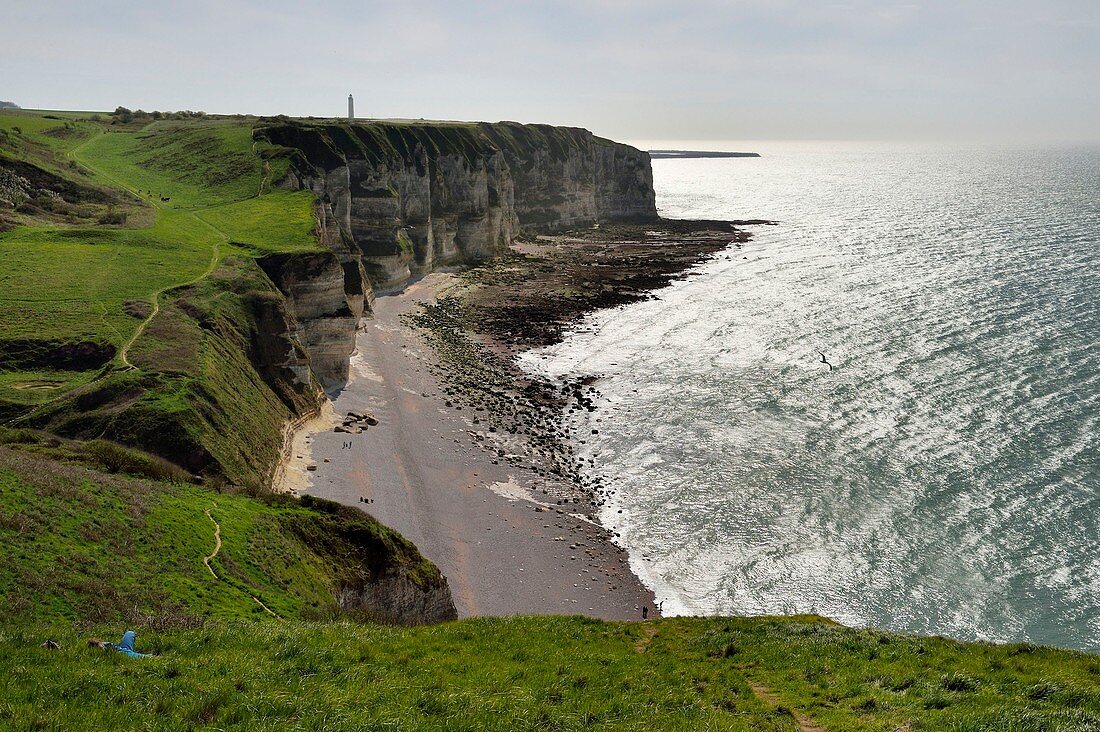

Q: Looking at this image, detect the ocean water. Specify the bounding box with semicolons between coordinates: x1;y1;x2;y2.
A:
519;141;1100;651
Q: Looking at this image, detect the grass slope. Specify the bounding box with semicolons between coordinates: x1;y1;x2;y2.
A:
1;616;1098;731
0;445;442;624
0;111;99;154
18;254;320;483
0;111;323;482
0;210;213;345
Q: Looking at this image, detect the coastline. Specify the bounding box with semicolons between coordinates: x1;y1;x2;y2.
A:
273;399;337;495
278;221;754;619
278;273;655;618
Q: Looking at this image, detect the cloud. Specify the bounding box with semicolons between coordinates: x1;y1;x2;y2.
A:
1;0;1096;140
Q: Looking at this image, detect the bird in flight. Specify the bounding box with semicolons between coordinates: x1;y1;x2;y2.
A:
818;351;833;371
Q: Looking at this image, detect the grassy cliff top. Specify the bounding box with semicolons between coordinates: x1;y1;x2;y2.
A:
0;437;1097;730
0;110;321;435
2;613;1098;730
255;116;643;172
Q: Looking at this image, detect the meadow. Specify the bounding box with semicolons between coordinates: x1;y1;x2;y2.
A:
0;110;318;416
2;612;1098;731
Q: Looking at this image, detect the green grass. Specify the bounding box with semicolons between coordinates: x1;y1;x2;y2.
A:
1;616;1097;731
0;370;98;406
0;210;214;412
199;189;319;254
0;445;442;624
0;111;98;153
1;112;321;481
76;120;266;209
705;618;1100;730
0;211;214;343
0;447;326;621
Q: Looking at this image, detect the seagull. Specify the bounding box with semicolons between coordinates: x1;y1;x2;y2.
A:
818;351;833;371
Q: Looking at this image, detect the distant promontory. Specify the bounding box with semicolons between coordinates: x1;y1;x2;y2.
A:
649;149;759;159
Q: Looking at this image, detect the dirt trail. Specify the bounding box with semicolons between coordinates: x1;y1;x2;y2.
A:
117;297;159;368
202;505;222;579
748;682;826;732
116;233;220;369
634;624;658;653
202;504;278;617
62;125;226;373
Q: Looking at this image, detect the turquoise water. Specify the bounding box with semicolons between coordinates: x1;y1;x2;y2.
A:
521;142;1100;651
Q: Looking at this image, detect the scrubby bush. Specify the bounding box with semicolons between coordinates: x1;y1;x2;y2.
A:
0;427;38;445
83;439;189;482
97;210;128;225
110;106;206;124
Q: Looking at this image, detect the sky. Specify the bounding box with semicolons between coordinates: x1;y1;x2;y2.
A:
2;0;1098;142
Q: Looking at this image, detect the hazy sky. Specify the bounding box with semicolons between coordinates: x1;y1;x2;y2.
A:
3;0;1097;141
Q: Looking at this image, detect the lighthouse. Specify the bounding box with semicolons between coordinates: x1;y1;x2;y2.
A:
348;94;354;122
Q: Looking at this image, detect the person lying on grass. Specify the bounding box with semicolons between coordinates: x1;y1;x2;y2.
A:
88;630;153;659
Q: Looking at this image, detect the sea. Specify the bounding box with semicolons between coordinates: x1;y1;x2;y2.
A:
518;140;1100;651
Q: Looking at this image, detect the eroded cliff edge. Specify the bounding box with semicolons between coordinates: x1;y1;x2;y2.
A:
258;120;657;299
19;120;658;492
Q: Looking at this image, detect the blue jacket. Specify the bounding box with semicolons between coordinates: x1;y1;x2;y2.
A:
108;630;151;659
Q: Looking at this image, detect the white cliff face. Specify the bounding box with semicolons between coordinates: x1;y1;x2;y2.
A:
257;120;657;391
482;123;657;231
286;151;521;292
263;121;655;292
257;253;361;392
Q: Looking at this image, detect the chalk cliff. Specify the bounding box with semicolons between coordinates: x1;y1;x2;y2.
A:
244;120;657;395
257;252;364;392
256;121;657;294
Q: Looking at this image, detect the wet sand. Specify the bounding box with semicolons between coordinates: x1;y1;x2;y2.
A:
282;273;656;619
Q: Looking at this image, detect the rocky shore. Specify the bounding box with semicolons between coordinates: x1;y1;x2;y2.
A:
282;219;757;618
412;220;757;521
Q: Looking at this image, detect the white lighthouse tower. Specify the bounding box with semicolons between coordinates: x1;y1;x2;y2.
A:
348;94;354;122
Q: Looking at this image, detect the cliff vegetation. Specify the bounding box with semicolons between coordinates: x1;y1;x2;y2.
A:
0;110;656;485
0;443;454;625
3;609;1098;731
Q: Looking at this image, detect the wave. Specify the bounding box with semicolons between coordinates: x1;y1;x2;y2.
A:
519;142;1100;651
